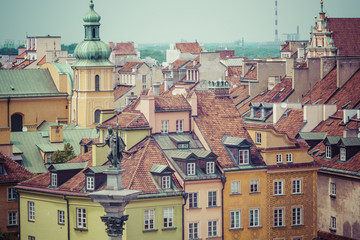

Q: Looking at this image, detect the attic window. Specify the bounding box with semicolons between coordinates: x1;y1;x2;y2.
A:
0;163;5;175
206;162;215;174
250;65;255;71
178;143;189;149
161;176;171;189
187;163;196;176
239;150;249;165
340;148;346;161
341;101;351;109
86;176;94;191
51;173;57;187
325;146;331;159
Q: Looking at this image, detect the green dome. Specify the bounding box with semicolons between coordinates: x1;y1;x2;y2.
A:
74;40;110;60
83;0;100;25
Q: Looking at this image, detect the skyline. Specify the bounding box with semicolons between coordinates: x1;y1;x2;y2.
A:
0;0;360;46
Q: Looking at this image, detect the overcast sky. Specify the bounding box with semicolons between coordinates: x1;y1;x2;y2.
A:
0;0;359;45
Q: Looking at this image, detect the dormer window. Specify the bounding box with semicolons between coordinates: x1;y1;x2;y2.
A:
255;132;261;144
187;162;196;176
51;173;57;187
161;176;171;189
86;176;94;191
178;143;189;149
340;148;346;161
0;163;5;175
239;150;249;165
325;146;331;159
206;162;215;174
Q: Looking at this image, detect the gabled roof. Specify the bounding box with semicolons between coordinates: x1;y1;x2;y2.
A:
155;95;192;112
185;56;200;68
338;137;360;147
118;61;144;72
113;85;134;101
49;162;87;171
243;65;257;80
0;152;33;183
324;136;342;145
327;18;360;56
175;42;201;54
99;111;150;129
149;164;174;175
222;135;252;148
163;59;190;70
275;109;305;139
37;55;46;65
109;42;136;55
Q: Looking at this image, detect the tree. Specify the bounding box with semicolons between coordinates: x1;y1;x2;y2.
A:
50;143;76;164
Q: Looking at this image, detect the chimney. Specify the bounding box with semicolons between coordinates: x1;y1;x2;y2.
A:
190;92;198;117
50;124;63;143
138;90;156;133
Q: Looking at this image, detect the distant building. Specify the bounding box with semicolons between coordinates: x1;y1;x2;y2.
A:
109;41;141;72
165;42;202;66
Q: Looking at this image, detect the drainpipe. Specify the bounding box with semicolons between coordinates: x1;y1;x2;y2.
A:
7;97;10;127
182;182;188;240
64;195;70;240
17;189;20;240
221;175;226;240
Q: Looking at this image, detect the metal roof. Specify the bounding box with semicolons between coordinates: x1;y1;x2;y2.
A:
339;137;360;147
153;133;203;150
36;143;64;153
326;136;342;145
298;132;327;140
222;135;252;147
50;162;87;171
149;164;170;174
86;165;109;174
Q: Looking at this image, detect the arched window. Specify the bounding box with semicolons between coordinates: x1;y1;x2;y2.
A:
94;109;101;123
11;113;23;132
95;75;100;91
92;28;96;38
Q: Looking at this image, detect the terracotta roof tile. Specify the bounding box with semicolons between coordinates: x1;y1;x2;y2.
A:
227;66;242;86
113;85;134;101
109;42;136;55
163;59;190;70
37;55;46;65
155;95;191;111
260;77;293;103
327;18;360;56
118;62;143;72
185;56;200;68
175;42;201;54
312;114;360;136
99;111;150;129
215;50;235;59
16;51;26;59
237;90;269;115
281;42;290;51
194;91;264;168
275;109;305;139
0;152;33;183
230;84;250;107
243;65;257;80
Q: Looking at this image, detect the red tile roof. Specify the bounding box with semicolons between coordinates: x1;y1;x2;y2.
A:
194;91;264;168
237;90;269;115
0;152;33;183
118;61;144;72
327;18;360;56
215;50;235;59
109;42;136;55
99;111;150;129
175;42;201;54
163;59;190;70
281;42;290;51
260;77;293;103
275;109;305;139
243;65;257;80
227;66;242;86
311;114;360;136
185;56;200;68
155;95;191;111
37;55;46;65
113;85;134;101
230;84;250;107
15;51;26;60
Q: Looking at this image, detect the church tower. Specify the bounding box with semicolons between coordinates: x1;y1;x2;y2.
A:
71;0;114;128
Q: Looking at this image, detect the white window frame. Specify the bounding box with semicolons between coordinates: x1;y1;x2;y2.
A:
276;154;283;163
189;192;198;208
28;201;35;222
28;236;35;240
292;207;302;226
76;208;87;229
274;208;284;227
8;187;17;201
340;148;346;161
86;176;94;191
144;209;155;230
250;179;259;193
163;208;173;228
286;153;293;163
162;176;171;189
8;211;17;226
161;120;169;133
187;162;196;176
255;132;261;144
325;145;331;158
189;222;199;239
231;181;240;194
274;180;284;195
330;216;336;231
51;173;57;187
208;220;217;237
239;149;249;165
230;210;241;229
330;182;336;197
58;210;65;225
206;162;215;174
292;179;302;194
176;119;184;133
208;191;217;207
249;208;260;227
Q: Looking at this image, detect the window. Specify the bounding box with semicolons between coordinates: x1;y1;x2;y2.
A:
325;145;331;158
28;236;35;240
231;181;240;194
189;222;199;239
208;191;217;207
76;208;86;229
274;180;284;195
276;154;283;163
250;179;259;193
8;211;17;226
255;132;261;144
286;153;293;163
142;84;146;89
239;150;249;164
94;109;101;123
51;173;57;187
176;120;183;133
230;211;240;229
292;179;302;194
28;201;35;221
86;176;94;191
340;148;346;161
249;209;260;227
144;209;155;230
47;154;52;163
292;207;302;225
187;163;196;176
161;120;168;133
162;176;171;189
330;182;336;197
8;187;17;201
163;208;173;228
189;193;198;208
208;221;217;237
206;162;215;174
58;210;65;225
274;208;284;227
142;75;146;84
95;75;100;91
330;216;336;231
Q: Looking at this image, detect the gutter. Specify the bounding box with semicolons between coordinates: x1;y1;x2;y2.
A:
18;191;20;240
64;195;70;240
182;181;188;240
